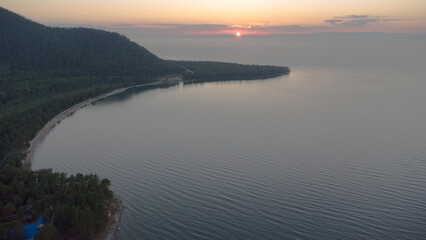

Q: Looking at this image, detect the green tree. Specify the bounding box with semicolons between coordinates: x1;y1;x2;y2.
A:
35;223;58;240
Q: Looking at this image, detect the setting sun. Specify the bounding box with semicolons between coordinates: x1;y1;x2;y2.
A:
0;1;426;239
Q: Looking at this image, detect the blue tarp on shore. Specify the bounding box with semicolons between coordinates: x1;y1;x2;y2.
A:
23;216;45;239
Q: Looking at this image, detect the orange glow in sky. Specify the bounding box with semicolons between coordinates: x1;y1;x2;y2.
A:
2;0;426;34
236;32;241;37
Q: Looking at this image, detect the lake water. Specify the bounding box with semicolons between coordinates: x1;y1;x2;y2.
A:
33;36;426;239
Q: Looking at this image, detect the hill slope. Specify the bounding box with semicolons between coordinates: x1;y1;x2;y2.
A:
0;7;289;164
0;6;289;238
0;7;181;78
0;7;183;161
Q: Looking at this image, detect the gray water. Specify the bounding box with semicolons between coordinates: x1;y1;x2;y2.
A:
33;36;426;239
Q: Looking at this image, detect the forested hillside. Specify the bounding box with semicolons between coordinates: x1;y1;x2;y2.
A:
0;7;183;163
0;7;289;164
0;6;289;239
0;7;181;78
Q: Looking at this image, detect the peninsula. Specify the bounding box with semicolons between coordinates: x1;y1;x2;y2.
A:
0;7;289;239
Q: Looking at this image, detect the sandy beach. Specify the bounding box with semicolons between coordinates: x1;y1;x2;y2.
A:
23;80;164;169
20;74;180;239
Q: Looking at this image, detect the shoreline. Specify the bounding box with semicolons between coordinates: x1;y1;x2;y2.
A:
21;72;289;239
22;71;290;169
23;71;290;169
104;196;126;240
22;79;170;240
23;80;163;169
94;196;126;240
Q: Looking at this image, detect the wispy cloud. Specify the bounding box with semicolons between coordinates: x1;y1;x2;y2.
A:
110;15;404;36
55;14;423;37
324;19;343;25
111;23;176;29
325;15;380;27
342;15;370;19
106;23;322;36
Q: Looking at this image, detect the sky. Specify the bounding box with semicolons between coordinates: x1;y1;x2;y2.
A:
2;0;426;36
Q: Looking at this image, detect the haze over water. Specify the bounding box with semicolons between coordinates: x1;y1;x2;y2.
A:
33;36;426;239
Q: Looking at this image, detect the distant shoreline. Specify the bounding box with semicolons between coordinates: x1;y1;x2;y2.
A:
183;72;289;83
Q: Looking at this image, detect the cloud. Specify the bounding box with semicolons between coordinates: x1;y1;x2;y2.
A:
111;23;135;27
229;25;253;29
103;22;354;37
85;14;419;37
106;15;386;37
324;19;343;25
341;15;369;19
325;15;380;27
341;18;380;27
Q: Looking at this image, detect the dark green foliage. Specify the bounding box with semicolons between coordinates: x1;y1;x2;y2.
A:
0;167;113;239
0;221;25;240
0;7;290;238
0;7;182;78
0;7;184;162
35;223;57;240
0;7;289;163
0;75;153;162
174;61;290;81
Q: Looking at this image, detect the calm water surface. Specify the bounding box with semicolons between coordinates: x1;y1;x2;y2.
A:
33;37;426;239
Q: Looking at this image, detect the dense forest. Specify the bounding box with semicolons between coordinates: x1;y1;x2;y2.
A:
177;61;289;82
0;7;289;239
0;8;181;78
0;7;183;164
0;167;114;240
0;7;289;164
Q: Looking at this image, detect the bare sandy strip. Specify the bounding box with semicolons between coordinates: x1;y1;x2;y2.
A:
23;80;163;169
